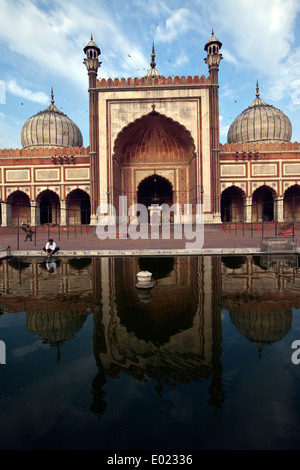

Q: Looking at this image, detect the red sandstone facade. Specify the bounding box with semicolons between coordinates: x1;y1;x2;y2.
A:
0;32;299;227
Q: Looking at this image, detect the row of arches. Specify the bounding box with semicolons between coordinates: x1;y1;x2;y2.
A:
2;181;300;226
2;188;91;226
221;184;300;222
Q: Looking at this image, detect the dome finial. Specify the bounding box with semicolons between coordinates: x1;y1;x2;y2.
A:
150;41;156;69
51;87;54;105
91;33;93;41
212;28;214;36
256;79;260;98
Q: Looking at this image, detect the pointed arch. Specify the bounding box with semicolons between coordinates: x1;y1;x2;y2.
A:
221;185;246;222
36;189;60;225
66;188;91;225
6;190;30;226
252;185;277;222
283;184;300;221
113;110;195;164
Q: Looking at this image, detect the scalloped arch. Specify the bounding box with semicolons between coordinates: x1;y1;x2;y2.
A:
137;173;173;192
221;184;246;198
252;184;278;198
6;189;30;204
113;111;195;164
36;188;60;201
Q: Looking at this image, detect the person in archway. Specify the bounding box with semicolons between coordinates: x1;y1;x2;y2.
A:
43;238;60;257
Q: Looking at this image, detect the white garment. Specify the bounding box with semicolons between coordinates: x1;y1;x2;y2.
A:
46;241;56;251
46;261;57;271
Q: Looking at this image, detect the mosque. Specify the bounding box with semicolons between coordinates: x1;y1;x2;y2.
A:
0;31;299;227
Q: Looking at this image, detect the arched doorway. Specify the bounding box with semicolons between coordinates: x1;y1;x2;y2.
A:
113;111;195;211
67;189;91;225
221;186;245;222
137;175;173;208
37;190;60;225
284;185;300;221
6;191;30;226
252;186;275;222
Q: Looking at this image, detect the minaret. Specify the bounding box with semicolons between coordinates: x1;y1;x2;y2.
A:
83;35;102;224
204;30;223;222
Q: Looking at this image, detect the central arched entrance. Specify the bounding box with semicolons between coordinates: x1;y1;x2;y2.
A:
137;175;173;208
112;111;196;213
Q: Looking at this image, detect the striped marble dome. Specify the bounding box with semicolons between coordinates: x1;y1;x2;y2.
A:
21;90;83;149
227;82;292;144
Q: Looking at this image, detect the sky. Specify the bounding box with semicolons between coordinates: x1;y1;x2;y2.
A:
1;0;300;149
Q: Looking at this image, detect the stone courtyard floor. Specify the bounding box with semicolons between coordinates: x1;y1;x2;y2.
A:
0;222;299;257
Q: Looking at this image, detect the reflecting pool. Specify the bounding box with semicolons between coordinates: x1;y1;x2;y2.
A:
1;254;300;450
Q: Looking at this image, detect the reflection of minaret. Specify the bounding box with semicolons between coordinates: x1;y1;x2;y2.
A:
207;256;225;415
91;257;112;419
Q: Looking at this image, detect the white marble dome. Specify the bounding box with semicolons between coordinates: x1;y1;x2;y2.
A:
21;91;83;149
227;83;292;144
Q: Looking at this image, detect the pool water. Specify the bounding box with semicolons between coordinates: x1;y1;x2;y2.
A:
0;255;300;450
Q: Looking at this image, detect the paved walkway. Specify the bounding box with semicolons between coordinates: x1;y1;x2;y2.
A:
0;222;299;257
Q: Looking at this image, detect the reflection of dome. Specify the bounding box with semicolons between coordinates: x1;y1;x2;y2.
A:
21;89;83;149
227;81;292;144
26;309;87;363
229;303;292;356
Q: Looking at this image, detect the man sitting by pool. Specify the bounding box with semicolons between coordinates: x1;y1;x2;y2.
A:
43;239;60;257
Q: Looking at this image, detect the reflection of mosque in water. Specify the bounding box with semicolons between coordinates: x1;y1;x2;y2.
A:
1;254;300;418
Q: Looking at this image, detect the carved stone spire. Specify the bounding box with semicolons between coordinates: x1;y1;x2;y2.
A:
150;42;156;69
256;79;260;98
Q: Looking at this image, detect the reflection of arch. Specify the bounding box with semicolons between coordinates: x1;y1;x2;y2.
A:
117;286;197;346
252;185;276;222
284;184;300;221
68;257;92;271
66;189;91;225
222;256;246;270
137;174;173;208
6;190;30;226
138;257;174;280
36;190;60;225
221;186;245;222
8;258;31;270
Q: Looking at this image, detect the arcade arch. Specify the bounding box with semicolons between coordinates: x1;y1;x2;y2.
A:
221;186;245;222
66;189;91;225
252;185;276;222
283;185;300;221
36;190;60;225
6;190;30;226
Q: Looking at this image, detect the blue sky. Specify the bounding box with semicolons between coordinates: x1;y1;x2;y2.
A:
1;0;300;148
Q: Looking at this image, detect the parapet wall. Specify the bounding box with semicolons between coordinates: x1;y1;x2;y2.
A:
219;142;300;152
97;75;210;88
0;146;90;157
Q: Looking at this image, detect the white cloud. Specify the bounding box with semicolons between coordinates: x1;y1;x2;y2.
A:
155;8;199;43
6;80;48;104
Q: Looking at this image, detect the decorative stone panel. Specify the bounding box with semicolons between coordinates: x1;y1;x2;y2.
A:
5;169;30;182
